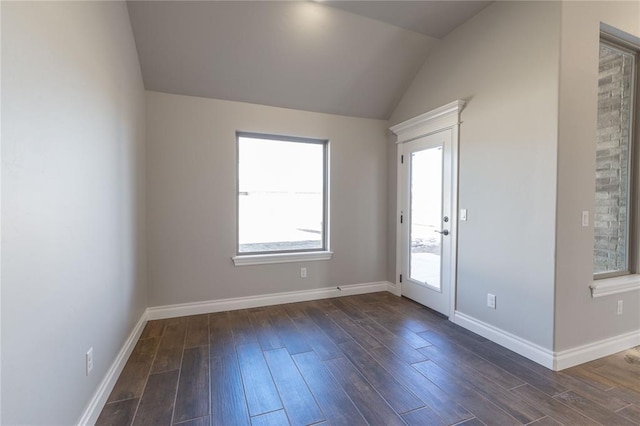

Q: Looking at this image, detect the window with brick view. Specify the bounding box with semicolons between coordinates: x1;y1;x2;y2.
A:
594;40;637;277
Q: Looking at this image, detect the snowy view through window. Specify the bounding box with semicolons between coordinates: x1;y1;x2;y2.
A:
238;135;325;254
410;146;442;289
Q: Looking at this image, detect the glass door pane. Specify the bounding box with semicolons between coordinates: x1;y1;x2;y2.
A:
409;146;443;289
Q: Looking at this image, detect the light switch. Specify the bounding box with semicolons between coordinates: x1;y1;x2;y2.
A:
582;211;589;227
460;209;468;221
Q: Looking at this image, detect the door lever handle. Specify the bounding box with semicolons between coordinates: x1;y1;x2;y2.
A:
435;229;449;236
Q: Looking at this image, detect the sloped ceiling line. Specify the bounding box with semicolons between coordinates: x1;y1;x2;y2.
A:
127;1;491;119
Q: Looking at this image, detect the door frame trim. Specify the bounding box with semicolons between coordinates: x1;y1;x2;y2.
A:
390;100;465;318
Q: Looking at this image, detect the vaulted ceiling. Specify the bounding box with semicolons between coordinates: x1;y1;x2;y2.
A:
127;1;491;119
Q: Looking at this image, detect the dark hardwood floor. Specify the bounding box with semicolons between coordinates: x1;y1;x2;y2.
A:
97;292;640;425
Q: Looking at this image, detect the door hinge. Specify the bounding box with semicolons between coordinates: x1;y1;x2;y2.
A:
399;274;403;283
400;214;403;224
401;155;404;164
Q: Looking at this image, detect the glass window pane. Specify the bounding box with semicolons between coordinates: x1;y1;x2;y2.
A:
594;43;636;275
238;136;325;254
409;146;443;289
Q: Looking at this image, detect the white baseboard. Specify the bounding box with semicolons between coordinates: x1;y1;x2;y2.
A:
77;312;148;425
554;329;640;370
453;311;555;369
453;311;640;371
147;281;394;320
387;281;401;296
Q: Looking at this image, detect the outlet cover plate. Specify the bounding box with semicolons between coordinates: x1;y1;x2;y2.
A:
86;347;94;376
487;294;496;309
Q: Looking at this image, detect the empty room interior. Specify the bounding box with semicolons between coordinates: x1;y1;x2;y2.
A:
2;0;640;424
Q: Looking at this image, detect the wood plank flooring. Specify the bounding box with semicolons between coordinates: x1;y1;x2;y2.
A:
97;292;640;425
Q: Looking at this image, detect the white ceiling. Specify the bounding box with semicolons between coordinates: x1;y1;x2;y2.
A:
324;1;492;39
127;1;491;119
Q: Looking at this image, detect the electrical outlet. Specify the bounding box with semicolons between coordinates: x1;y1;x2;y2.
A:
300;267;307;278
487;293;496;309
86;347;94;376
617;300;623;315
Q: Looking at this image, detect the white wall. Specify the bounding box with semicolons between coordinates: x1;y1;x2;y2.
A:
146;92;388;307
390;1;561;350
1;2;146;424
555;1;640;352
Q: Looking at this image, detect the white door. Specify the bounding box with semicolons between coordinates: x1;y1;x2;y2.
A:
401;129;454;317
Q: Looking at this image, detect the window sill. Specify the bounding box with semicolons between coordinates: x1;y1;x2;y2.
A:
590;274;640;298
232;251;333;266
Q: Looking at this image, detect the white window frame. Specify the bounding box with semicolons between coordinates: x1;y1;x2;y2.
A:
232;132;332;266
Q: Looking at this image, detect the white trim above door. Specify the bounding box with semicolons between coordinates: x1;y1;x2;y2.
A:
390;100;464;318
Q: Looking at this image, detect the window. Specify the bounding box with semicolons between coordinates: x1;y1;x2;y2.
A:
233;132;330;265
593;38;638;278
